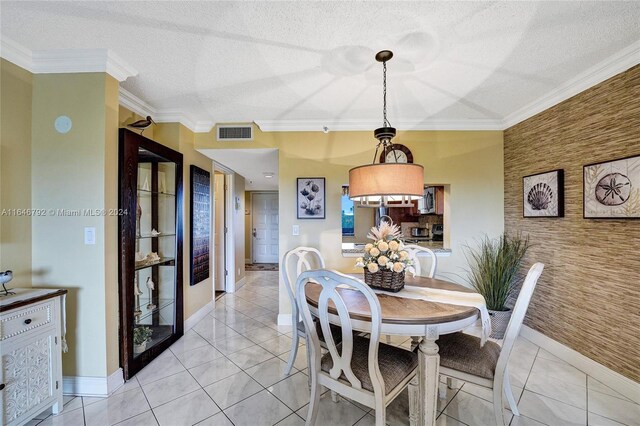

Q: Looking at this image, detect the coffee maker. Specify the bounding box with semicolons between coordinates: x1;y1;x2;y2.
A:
431;224;443;241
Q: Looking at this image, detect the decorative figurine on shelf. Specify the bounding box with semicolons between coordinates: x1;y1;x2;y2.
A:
150;228;161;237
136;202;142;238
142;176;151;191
146;277;156;310
0;270;15;296
134;275;143;319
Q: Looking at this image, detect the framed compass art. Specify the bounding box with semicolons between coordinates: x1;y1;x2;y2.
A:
523;169;564;217
584;154;640;219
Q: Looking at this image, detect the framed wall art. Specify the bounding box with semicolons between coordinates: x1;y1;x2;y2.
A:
523;169;564;217
190;165;211;285
584;154;640;219
297;177;325;219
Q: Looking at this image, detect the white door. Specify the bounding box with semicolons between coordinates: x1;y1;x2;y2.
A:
252;192;279;263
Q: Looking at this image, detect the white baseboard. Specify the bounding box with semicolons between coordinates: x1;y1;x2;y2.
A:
63;368;123;397
277;314;292;326
520;325;640;404
235;276;246;291
184;301;214;330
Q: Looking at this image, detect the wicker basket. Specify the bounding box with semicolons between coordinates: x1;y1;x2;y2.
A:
364;268;405;292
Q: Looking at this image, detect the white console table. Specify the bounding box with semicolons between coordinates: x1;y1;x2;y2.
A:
1;288;67;426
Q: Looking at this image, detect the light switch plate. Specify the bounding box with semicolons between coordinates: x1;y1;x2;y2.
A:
84;227;96;245
292;225;300;236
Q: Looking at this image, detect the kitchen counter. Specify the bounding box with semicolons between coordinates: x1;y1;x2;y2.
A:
342;241;451;257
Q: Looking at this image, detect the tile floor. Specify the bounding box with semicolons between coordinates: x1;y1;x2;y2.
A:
30;271;639;426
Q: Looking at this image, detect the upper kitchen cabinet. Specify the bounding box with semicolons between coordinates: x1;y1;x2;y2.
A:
419;186;444;215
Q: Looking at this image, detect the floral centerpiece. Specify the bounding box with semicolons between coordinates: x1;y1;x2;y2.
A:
355;221;413;292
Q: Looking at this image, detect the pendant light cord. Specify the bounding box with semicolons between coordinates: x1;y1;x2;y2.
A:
383;60;389;128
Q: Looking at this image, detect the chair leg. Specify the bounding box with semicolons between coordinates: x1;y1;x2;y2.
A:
386;335;391;344
492;382;506;426
374;398;386;426
503;370;520;416
331;390;339;403
408;375;419;426
306;376;321;426
410;336;421;351
446;377;454;389
285;328;300;375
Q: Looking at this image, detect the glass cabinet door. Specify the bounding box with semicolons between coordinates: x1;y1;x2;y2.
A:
119;129;183;379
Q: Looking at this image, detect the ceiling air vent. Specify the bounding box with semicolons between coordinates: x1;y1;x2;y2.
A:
217;125;253;141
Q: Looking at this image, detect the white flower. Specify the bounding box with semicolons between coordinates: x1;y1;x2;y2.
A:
393;262;405;273
377;255;389;266
367;263;379;273
364;243;374;253
378;241;389;252
369;247;380;257
388;240;400;251
390;252;399;260
386;262;394;270
355;257;364;268
399;242;405;250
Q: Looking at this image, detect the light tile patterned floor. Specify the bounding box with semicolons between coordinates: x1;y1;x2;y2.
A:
30;271;639;426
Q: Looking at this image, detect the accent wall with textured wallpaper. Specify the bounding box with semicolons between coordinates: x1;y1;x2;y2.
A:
504;65;640;382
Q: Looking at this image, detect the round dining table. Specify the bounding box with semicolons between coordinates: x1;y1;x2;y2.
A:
304;274;479;426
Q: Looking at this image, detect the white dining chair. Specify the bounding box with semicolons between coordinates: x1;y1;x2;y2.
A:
404;244;438;278
281;246;341;376
437;262;545;426
296;269;419;426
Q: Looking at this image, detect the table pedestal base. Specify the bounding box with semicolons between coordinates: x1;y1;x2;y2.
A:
418;328;440;426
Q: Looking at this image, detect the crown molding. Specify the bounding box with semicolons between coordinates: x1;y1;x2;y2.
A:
119;88;214;133
0;36;137;81
1;37;32;70
503;40;640;129
254;118;504;132
119;87;155;118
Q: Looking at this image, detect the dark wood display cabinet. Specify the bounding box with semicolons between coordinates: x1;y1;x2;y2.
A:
118;128;184;380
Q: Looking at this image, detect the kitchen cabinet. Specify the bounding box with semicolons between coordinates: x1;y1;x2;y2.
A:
420;186;444;215
1;289;67;426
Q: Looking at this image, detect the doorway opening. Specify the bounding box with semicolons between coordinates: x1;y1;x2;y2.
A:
213;171;226;296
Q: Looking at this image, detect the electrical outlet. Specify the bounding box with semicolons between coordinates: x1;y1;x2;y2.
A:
292;225;300;236
84;227;96;245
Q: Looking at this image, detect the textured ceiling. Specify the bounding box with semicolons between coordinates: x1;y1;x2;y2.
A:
2;1;640;128
204;148;278;191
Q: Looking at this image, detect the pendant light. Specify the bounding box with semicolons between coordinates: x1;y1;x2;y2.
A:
348;50;424;205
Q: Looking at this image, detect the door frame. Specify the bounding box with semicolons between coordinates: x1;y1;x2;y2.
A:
213;161;236;293
250;191;279;264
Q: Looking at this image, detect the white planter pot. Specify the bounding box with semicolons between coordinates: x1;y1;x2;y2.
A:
488;309;512;339
133;341;148;354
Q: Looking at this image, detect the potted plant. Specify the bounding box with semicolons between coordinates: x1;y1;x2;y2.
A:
133;326;153;353
355;221;414;292
465;232;531;338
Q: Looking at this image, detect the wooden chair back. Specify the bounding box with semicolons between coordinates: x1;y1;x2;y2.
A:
281;247;325;321
495;263;544;378
404;244;438;278
296;269;385;396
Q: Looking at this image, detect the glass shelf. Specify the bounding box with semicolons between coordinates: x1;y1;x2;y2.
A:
134;298;175;323
137;188;176;196
134;257;175;271
136;233;176;240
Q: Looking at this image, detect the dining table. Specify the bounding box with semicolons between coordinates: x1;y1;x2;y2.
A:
304;274;480;426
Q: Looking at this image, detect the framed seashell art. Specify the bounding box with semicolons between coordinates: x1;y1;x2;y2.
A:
584;154;640;219
523;169;564;217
